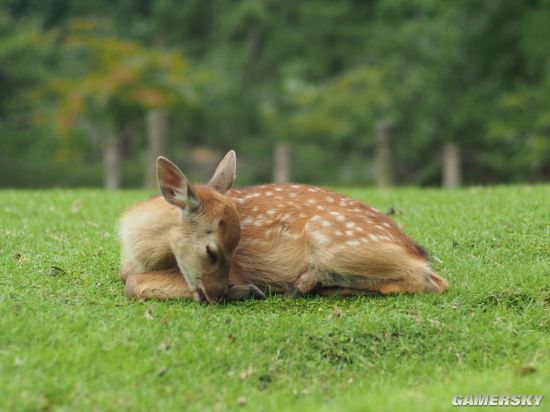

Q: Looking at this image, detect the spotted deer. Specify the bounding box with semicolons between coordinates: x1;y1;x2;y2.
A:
119;151;448;304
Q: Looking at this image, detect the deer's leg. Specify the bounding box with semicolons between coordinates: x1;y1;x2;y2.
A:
294;270;321;294
309;269;448;296
225;267;266;301
373;270;449;294
124;270;193;300
291;268;388;297
290;263;448;297
124;269;266;301
312;243;448;295
120;262;135;283
225;284;266;301
287;269;331;297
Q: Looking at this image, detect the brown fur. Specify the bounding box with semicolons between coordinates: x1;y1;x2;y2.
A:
124;270;192;299
225;183;448;295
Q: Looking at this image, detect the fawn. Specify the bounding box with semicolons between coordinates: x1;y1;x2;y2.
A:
119;151;448;304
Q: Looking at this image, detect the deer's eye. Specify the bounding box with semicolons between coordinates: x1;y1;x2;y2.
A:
206;245;218;265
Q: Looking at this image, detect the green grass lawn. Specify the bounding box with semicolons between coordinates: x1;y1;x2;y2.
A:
1;186;549;411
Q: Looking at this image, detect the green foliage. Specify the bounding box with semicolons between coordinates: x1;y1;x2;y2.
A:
34;19;195;163
0;186;549;410
0;13;63;187
487;82;550;181
0;14;52;114
1;0;550;186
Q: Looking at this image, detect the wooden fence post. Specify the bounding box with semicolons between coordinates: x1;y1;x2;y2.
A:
375;121;395;188
145;109;169;189
103;135;122;189
273;142;290;183
442;143;461;188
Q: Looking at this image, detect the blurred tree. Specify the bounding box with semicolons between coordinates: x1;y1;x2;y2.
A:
1;0;549;187
36;19;195;188
0;13;61;187
483;2;550;182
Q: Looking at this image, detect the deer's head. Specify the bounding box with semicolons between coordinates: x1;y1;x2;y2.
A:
157;151;240;304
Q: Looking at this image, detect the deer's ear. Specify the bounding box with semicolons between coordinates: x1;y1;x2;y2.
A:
157;157;201;212
208;150;236;194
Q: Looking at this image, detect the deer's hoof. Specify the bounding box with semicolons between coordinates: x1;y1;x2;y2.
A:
246;284;266;300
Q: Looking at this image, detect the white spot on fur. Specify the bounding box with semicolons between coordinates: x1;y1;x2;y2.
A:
383;222;392;228
345;230;354;236
242;217;253;226
275;187;283;192
316;205;324;211
329;211;341;216
252;206;259;212
361;237;369;244
291;185;300;189
327;196;335;203
346;221;356;229
307;187;318;193
307;199;316;205
321;220;332;227
335;230;343;236
347;240;360;247
311;231;330;245
299;212;307;218
265;191;273;196
337;215;346;222
254;220;264;227
369;234;378;241
289;192;297;198
267;209;276;215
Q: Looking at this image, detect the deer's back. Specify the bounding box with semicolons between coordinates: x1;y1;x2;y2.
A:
227;184;425;289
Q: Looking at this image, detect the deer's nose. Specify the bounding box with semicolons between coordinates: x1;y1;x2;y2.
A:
194;287;224;305
205;288;225;304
